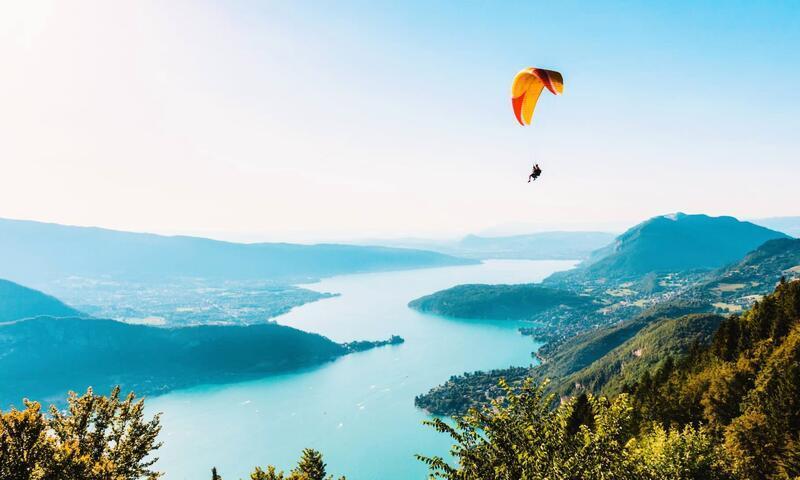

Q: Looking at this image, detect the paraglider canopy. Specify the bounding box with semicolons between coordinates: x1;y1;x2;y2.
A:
511;68;564;126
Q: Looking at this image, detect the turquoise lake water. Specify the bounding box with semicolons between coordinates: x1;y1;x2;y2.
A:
148;259;575;479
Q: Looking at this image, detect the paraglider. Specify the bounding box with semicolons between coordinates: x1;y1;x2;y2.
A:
511;67;563;182
511;67;563;126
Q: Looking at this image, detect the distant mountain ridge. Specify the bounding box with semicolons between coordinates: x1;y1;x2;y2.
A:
548;213;788;283
752;216;800;237
0;218;474;288
0;279;83;322
358;231;615;260
455;232;616;260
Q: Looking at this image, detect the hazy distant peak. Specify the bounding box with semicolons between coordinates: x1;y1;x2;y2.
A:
751;216;800;238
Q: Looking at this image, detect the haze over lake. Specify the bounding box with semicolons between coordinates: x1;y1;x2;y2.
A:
148;259;574;479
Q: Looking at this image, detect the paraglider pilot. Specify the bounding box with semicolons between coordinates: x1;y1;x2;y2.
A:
528;163;542;183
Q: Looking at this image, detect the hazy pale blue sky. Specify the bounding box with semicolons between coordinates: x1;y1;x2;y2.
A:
1;1;798;241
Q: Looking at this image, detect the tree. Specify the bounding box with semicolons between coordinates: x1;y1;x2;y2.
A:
723;411;777;479
627;423;731;480
565;392;595;436
418;379;638;480
292;448;326;480
247;450;345;480
0;400;53;480
48;386;162;480
419;377;739;480
712;316;741;361
775;434;800;480
0;387;162;480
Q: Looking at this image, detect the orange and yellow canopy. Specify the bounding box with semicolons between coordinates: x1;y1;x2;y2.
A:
511;68;564;126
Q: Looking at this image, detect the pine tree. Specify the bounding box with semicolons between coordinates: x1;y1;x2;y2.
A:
292;448;327;480
565;392;594;435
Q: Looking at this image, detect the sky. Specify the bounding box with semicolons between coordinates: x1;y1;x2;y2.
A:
1;0;798;242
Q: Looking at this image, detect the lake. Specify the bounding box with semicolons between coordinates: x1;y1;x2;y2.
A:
148;259;576;479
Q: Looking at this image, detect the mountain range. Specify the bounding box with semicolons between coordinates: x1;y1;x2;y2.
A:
358;231;616;260
414;214;800;415
0;217;473;288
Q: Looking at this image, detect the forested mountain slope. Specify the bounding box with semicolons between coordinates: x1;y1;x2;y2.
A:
408;284;595;320
548;238;800;388
628;279;800;479
558;313;724;396
0;316;348;405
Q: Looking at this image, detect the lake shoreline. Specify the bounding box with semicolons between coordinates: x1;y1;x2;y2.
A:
148;260;574;480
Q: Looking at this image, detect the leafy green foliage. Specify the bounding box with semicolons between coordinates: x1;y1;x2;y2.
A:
629;279;800;479
294;448;327;480
0;401;52;480
2;389;349;480
0;386;162;479
250;465;284;479
627;423;731;480
418;379;729;480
